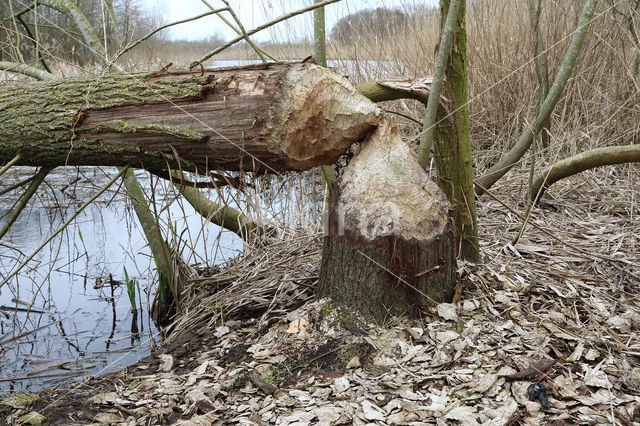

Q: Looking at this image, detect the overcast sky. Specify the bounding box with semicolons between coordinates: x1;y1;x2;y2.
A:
140;0;437;42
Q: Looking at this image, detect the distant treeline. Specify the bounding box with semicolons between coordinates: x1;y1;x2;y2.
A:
330;6;434;45
0;0;432;69
160;35;226;55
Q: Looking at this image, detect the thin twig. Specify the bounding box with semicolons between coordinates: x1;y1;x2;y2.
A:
7;0;25;63
110;8;229;64
0;154;21;177
476;0;599;192
16;13;52;73
383;108;423;125
0;166;53;240
0;174;36;196
195;0;342;65
219;0;267;62
200;0;277;61
0;167;129;290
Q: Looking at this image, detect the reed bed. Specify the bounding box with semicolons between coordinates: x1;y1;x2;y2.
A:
165;227;322;343
326;0;640;172
169;0;639;340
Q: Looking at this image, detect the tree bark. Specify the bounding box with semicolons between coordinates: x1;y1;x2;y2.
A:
432;0;479;262
418;0;460;165
318;120;456;322
532;144;640;202
0;62;380;173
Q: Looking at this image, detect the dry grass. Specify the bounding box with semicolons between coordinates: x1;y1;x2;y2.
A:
170;0;640;343
328;0;640;174
165;228;321;343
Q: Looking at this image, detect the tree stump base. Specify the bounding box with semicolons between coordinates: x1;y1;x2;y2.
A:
318;121;456;322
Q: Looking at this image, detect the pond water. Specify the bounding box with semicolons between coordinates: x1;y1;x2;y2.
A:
0;168;243;396
0;58;372;396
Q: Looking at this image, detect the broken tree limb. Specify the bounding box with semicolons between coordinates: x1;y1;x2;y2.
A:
356;78;431;104
0;61;56;80
532;144;640;202
0;62;380;173
318;120;456;321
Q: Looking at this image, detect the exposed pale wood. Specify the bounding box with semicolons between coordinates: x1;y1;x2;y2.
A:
0;62;380;173
318;120;456;321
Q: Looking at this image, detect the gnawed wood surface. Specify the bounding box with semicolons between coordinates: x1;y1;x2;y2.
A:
0;62;380;172
318;120;456;321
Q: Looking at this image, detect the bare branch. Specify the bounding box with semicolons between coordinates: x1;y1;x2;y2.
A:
111;7;230;64
0;154;22;176
476;0;599;194
199;0;277;61
0;166;53;240
195;0;342;65
174;171;262;242
0;175;36;196
0;167;129;290
0;61;56;80
219;0;267;62
417;0;461;168
38;0;108;65
532;144;640;202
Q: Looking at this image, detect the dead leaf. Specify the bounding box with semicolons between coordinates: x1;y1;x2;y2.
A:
1;393;37;409
505;359;555;380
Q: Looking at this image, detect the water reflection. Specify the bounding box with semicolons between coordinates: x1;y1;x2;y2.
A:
0;168;242;396
0;156;324;396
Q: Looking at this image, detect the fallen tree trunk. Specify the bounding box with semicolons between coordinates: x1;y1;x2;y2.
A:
0;62;380;173
318;120;457;322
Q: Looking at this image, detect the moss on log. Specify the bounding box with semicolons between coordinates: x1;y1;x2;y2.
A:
0;62;380;172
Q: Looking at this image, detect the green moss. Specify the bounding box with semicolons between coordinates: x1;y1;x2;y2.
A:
88;121;206;141
320;303;333;319
0;72;206;166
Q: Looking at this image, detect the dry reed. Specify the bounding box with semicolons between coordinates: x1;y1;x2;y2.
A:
164;227;321;343
170;0;638;338
327;0;640;173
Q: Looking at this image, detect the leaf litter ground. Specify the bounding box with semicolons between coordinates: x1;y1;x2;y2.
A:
2;169;639;425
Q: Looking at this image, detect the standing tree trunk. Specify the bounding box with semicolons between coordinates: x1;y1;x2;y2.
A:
528;0;551;148
433;0;480;261
318;121;456;322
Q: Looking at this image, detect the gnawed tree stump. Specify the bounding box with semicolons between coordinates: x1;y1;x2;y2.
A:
0;62;380;172
318;120;456;321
